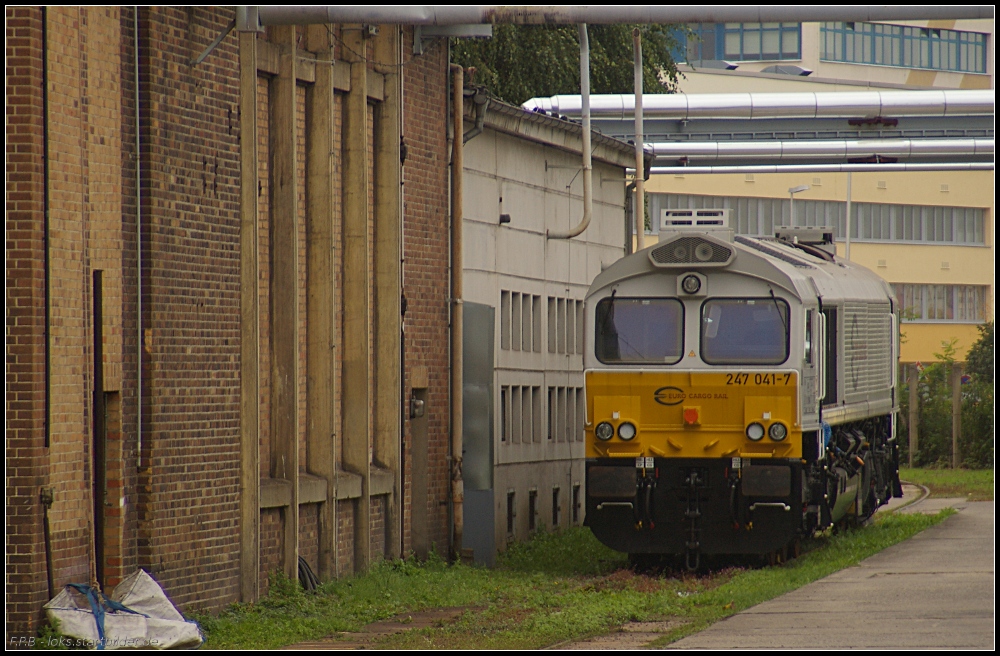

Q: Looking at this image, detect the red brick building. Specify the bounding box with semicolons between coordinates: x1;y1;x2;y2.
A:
6;7;453;635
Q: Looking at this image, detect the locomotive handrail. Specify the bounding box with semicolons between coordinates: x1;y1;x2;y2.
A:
749;502;791;511
597;502;635;511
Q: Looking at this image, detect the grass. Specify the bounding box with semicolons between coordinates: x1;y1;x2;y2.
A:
900;466;994;501
195;509;951;650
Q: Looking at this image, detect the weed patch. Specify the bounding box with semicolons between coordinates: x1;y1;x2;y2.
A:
199;511;950;650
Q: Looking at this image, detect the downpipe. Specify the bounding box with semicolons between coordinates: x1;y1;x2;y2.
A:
546;24;592;240
449;63;464;562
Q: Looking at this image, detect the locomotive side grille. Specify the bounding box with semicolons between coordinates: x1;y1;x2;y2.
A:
649;237;734;268
843;302;893;403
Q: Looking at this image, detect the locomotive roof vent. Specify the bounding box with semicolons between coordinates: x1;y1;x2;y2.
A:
774;225;837;260
659;209;734;244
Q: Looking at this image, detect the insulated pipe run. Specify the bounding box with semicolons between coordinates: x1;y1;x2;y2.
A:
649;162;995;174
449;63;464;562
547;24;592;240
522;89;996;120
633;29;644;252
649;138;994;160
252;6;994;28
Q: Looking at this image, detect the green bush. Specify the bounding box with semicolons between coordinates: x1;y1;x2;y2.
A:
898;323;994;469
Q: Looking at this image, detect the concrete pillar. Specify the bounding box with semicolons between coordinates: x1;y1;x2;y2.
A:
269;25;299;580
304;24;338;580
373;24;403;560
341;24;371;573
238;29;260;603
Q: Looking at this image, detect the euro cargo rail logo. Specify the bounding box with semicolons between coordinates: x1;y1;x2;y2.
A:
653;386;685;406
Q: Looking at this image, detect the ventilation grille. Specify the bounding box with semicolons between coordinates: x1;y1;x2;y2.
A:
650;236;733;267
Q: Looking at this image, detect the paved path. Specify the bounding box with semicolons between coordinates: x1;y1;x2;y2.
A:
667;498;994;650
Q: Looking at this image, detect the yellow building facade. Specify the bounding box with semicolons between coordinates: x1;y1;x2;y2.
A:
646;18;994;364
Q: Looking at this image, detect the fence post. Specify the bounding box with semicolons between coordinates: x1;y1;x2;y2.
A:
908;363;919;468
951;362;962;468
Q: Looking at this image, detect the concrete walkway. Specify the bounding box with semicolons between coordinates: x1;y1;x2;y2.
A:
667;497;995;650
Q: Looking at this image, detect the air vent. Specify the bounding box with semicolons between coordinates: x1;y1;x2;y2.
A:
649;235;734;268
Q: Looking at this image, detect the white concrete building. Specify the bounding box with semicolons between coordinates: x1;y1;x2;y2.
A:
459;98;643;563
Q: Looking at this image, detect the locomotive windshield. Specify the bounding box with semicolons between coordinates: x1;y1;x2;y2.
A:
701;298;789;365
595;297;684;364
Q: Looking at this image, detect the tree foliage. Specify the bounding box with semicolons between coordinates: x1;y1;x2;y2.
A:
963;321;993;385
898;329;994;469
450;24;687;106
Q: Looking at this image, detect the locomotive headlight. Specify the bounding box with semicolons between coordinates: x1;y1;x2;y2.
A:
768;422;788;442
694;242;714;262
595;422;615;441
746;422;765;442
618;422;637;441
681;274;702;295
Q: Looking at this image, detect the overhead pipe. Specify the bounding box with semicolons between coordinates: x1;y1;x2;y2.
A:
649;138;994;161
650;162;995;174
522;90;996;120
449;63;464;562
633;28;645;252
547;24;592;240
249;6;994;28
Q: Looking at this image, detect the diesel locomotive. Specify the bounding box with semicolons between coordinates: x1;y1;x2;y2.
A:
584;209;903;568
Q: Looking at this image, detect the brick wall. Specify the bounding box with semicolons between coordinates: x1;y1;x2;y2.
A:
401;33;452;554
5;6;50;636
6;12;455;636
135;6;242;611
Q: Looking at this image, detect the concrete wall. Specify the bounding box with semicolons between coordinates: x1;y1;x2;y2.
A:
462;111;631;553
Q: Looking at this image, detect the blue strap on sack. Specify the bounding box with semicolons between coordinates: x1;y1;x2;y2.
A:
65;584;146;650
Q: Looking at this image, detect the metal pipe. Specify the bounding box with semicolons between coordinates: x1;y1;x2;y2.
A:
547;24;593;240
845;173;852;260
650;138;994;161
449;63;464;562
633;28;644;252
135;6;143;467
650;162;995;174
523;89;995;120
254;6;994;27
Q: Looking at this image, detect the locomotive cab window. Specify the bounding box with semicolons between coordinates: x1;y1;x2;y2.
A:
701;297;789;365
595;297;684;364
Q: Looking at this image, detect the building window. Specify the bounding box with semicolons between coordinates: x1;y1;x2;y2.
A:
547;296;584;355
653;193;987;246
500;290;542;352
852;203;985;244
821;22;987;74
528;489;537;531
687;22;801;62
552;487;561;527
548;386;584;443
894;284;989;323
507;491;516;536
500;385;542;445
